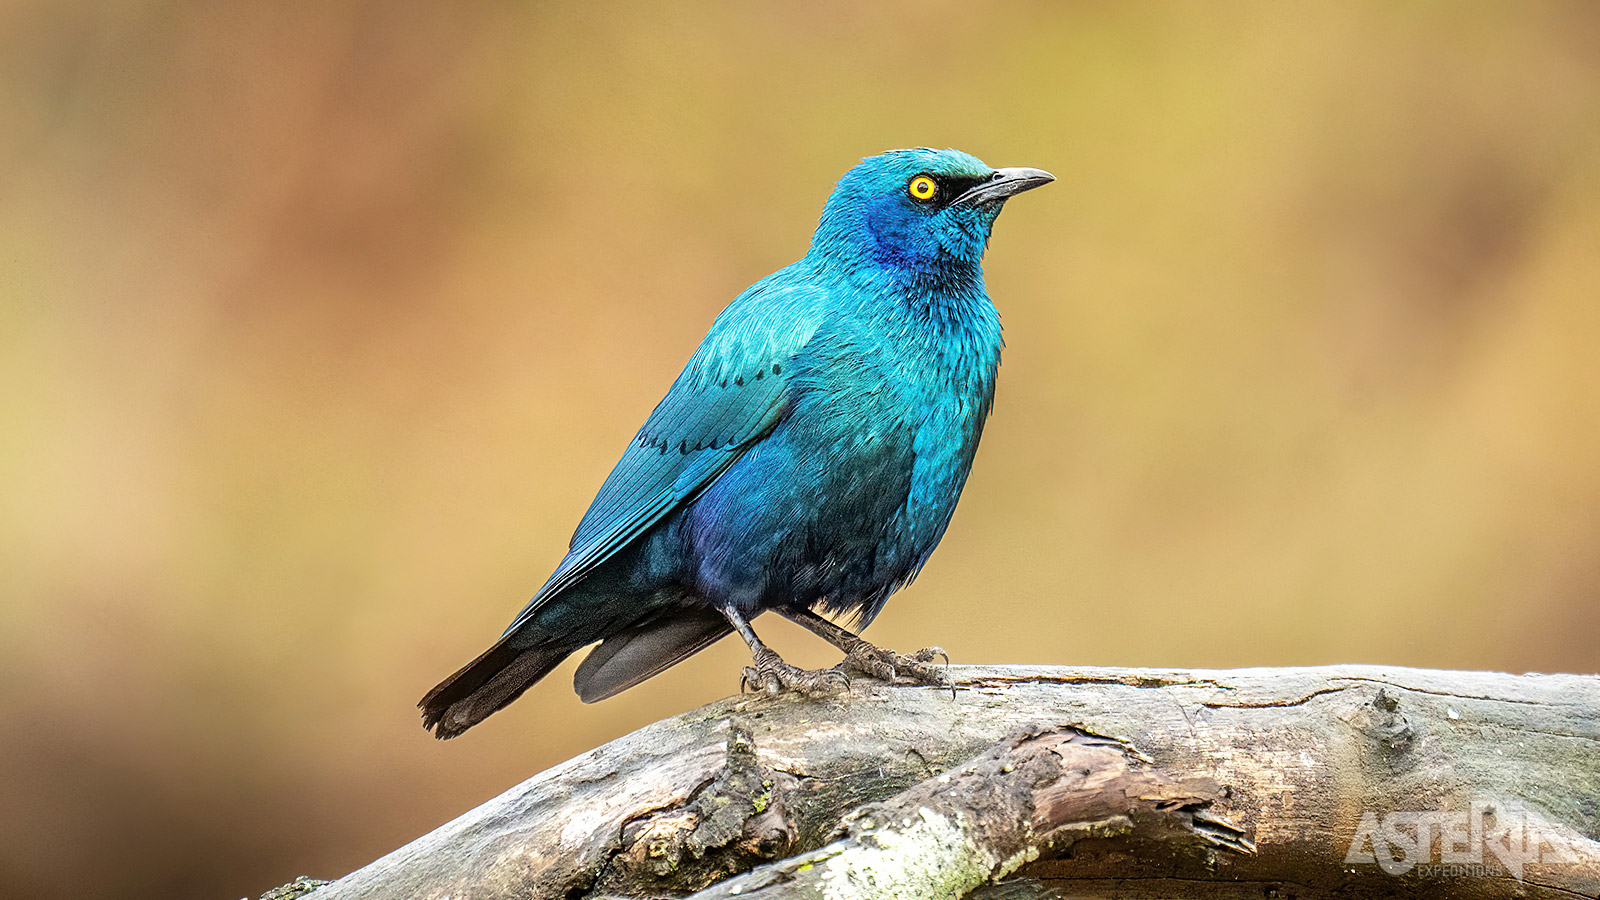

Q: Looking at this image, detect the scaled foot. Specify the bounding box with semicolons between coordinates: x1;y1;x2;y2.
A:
741;646;851;697
837;640;950;689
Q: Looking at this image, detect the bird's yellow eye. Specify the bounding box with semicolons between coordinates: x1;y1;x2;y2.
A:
907;175;938;202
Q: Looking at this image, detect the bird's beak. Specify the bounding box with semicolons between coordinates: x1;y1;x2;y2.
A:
953;167;1056;207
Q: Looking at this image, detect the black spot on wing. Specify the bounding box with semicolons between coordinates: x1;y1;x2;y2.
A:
635;361;783;452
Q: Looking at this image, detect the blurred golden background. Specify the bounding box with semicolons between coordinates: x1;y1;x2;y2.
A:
3;1;1598;898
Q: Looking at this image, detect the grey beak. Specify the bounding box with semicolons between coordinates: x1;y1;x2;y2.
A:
953;166;1055;207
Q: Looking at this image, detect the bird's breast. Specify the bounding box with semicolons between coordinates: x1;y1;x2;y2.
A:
680;289;1001;615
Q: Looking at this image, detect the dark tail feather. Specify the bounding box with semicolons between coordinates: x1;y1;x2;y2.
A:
419;640;570;739
572;609;734;703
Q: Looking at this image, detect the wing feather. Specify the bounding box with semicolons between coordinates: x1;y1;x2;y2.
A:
503;276;825;636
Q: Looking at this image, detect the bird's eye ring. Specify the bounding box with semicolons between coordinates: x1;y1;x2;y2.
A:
907;175;938;202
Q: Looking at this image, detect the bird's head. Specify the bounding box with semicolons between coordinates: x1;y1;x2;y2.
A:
810;147;1053;278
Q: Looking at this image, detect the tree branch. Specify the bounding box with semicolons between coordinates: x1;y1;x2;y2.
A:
297;665;1600;900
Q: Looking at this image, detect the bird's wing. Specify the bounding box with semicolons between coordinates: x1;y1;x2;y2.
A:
503;276;826;636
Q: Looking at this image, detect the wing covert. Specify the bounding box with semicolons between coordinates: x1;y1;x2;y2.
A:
503;276;826;635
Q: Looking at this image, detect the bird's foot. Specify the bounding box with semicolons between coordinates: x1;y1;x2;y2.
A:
837;640;952;694
740;647;851;697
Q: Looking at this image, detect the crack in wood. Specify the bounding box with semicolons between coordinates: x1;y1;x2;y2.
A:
1201;685;1357;709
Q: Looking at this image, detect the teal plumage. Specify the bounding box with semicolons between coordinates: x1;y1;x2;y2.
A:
422;148;1051;737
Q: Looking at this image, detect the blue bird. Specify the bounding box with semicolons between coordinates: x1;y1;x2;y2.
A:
421;148;1052;738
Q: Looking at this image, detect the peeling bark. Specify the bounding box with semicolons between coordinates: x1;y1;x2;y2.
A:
689;726;1249;899
301;665;1600;900
594;721;801;895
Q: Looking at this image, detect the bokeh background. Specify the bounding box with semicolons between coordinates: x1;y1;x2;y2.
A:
4;1;1598;898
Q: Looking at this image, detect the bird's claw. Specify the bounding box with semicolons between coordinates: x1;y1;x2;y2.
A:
740;647;851;697
840;640;954;696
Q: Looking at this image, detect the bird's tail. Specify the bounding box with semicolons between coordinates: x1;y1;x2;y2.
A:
419;639;570;739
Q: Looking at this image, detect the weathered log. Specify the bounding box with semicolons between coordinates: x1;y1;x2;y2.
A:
303;665;1600;899
689;725;1251;899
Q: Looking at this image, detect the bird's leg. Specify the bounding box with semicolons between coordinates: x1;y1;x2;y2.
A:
778;608;951;692
719;606;850;697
